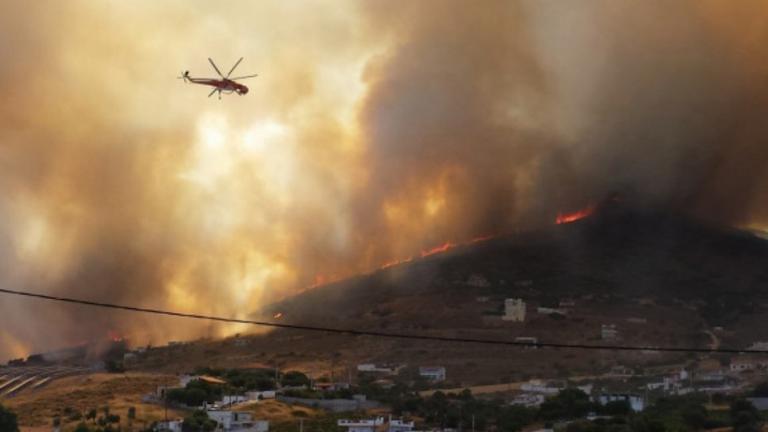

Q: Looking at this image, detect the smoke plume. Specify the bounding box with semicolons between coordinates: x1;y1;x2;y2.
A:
1;1;768;360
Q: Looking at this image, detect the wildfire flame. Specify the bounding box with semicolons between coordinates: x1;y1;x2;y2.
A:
555;204;596;224
273;312;283;319
381;256;414;269
421;241;456;257
107;330;123;343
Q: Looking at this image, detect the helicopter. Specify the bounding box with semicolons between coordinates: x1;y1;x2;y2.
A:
179;57;258;99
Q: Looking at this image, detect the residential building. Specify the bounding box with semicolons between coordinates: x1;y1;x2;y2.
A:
244;390;276;401
154;420;183;432
510;393;545;407
537;307;567;316
419;366;446;382
356;363;404;375
338;417;384;432
337;417;415;432
467;274;491;288
503;298;526;322
601;324;619;340
596;394;645;412
520;380;565;395
205;411;269;432
514;337;538;348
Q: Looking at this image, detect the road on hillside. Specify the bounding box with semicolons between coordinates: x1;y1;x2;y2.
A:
418;375;598;397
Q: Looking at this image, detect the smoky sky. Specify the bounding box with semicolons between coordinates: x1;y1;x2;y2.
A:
1;1;768;359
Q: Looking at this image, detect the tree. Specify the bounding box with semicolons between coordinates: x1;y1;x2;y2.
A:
0;405;18;432
602;400;631;417
730;399;761;432
281;371;310;387
539;389;595;421
127;406;136;423
752;381;768;397
182;410;216;432
86;409;97;424
73;423;91;432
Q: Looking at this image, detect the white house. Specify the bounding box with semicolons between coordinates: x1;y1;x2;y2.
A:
510;393;546;407
520;380;565;395
338;417;415;432
503;299;526;322
537;307;567;316
419;366;446;382
601;324;619;340
514;337;538;348
338;417;384;432
467;274;491;288
154;419;183;432
206;411;269;432
597;394;645;412
356;364;403;375
389;419;415;432
245;390;276;401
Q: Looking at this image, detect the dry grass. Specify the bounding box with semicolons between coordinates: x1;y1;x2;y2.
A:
234;399;318;422
5;372;186;428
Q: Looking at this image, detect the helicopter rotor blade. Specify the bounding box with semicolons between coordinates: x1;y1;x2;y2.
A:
208;58;224;78
230;74;258;81
226;57;243;78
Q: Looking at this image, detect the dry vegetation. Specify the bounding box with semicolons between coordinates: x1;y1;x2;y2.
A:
5;372;185;428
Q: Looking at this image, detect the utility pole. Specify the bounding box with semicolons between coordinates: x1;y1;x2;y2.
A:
472;415;475;432
299;418;304;432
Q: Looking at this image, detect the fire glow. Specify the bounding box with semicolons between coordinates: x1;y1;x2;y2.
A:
555;204;596;224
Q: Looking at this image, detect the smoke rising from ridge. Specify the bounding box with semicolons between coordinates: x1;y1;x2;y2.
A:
1;1;768;359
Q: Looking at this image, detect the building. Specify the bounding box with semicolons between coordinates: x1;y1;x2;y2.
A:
338;417;384;432
514;337;538;348
356;363;404;375
467;274;491;288
601;324;619;340
537;307;567;316
503;298;526;322
597;394;645;412
244;390;276;401
205;411;268;432
154;420;183;432
510;393;546;407
419;366;446;382
520;380;565;395
337;417;415;432
747;342;768;351
388;419;416;432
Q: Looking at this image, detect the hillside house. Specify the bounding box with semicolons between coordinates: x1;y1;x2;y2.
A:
467;274;491;287
337;417;415;432
419;366;446;382
520;380;565;395
503;298;526;322
206;411;269;432
510;393;546;407
514;337;538;348
314;382;351;392
357;363;404;375
244;390;276;401
729;356;768;372
601;324;619;340
154;420;183;432
338;417;384;432
537;307;567;316
597;394;645;412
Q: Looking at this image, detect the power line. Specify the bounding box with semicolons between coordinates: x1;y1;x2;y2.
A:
0;287;763;354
